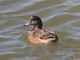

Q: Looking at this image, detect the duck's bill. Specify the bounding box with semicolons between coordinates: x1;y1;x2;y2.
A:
24;21;30;26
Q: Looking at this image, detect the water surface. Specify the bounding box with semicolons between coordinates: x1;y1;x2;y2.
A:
0;0;80;60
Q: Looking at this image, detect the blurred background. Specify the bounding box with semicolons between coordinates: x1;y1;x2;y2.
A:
0;0;80;60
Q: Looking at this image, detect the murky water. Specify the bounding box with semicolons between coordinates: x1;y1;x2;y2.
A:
0;0;80;60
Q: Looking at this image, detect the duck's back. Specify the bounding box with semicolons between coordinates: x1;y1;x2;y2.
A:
28;29;58;44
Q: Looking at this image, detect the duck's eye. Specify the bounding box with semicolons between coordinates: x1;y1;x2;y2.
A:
32;19;36;21
30;17;35;20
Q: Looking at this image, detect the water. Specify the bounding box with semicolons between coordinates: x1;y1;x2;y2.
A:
0;0;80;60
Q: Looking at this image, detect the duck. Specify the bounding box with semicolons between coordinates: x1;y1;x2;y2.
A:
24;16;59;44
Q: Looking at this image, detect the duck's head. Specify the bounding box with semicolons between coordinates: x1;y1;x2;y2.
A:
24;16;43;29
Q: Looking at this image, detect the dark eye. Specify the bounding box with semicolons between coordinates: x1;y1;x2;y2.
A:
32;19;36;21
31;18;35;21
33;19;36;21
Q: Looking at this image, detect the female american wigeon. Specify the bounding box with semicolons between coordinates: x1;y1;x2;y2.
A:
24;16;59;44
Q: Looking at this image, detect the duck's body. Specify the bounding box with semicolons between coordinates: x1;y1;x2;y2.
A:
24;16;59;44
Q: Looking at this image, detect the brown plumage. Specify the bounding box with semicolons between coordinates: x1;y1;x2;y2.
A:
24;16;59;44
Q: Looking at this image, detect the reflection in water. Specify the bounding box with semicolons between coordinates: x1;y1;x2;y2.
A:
0;0;80;60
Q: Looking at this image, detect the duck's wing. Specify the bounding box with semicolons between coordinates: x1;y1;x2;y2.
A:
39;30;59;42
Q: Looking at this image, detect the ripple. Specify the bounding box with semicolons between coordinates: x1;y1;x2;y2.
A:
10;56;38;60
0;24;22;33
0;51;14;56
0;20;7;25
0;0;5;2
62;0;80;6
0;0;44;13
0;40;19;46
